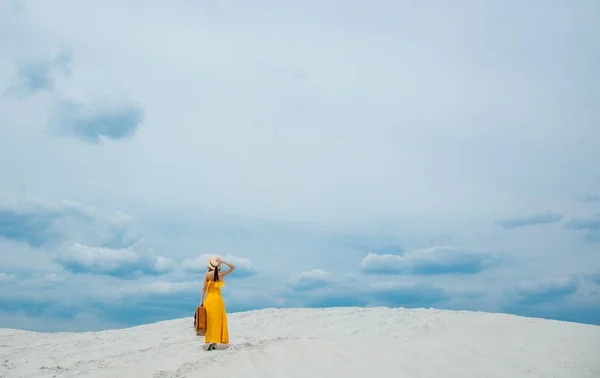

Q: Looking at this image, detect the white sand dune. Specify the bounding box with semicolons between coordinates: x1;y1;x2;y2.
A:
1;307;599;377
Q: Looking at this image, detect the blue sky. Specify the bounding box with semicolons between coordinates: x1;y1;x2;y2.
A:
1;0;599;332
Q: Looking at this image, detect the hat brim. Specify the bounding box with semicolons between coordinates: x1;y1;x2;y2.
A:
207;256;219;269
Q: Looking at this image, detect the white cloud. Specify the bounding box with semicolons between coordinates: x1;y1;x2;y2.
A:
360;247;501;275
0;199;141;249
120;280;201;296
286;269;333;291
0;273;17;283
280;271;449;309
54;243;174;278
48;96;144;144
42;272;65;283
513;276;580;305
181;254;257;277
154;256;176;273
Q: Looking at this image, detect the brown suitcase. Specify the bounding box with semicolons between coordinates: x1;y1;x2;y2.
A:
194;305;206;336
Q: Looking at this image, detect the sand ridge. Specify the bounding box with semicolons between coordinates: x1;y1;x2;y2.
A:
1;307;599;377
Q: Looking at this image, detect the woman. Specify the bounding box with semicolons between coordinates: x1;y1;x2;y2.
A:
200;255;235;350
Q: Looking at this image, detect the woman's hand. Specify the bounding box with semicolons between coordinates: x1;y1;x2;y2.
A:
215;257;223;265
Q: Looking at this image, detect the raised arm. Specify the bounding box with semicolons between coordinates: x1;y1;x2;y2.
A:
217;258;236;278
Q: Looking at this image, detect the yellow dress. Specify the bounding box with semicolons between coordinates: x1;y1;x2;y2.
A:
204;281;229;344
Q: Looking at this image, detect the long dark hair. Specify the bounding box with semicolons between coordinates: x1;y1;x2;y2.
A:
208;266;219;281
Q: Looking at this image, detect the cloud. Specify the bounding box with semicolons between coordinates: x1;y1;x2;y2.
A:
0;200;140;249
0;297;74;321
181;254;257;278
0;309;127;333
0;271;168;330
97;211;142;250
53;243;174;278
0;200;93;247
360;247;500;275
280;269;448;309
299;279;449;309
563;215;600;232
40;272;65;284
120;280;201;296
285;269;333;291
0;272;205;331
497;275;600;325
581;194;599;202
514;276;580;305
495;211;563;230
1;272;65;290
49;97;144;144
0;272;17;283
100;280;206;325
367;281;449;307
563;214;600;243
500;294;600;326
587;273;600;286
4;48;73;98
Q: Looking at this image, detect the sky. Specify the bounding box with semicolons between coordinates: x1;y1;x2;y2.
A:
1;0;599;332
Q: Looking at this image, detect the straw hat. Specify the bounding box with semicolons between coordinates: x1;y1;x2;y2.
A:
207;255;220;270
